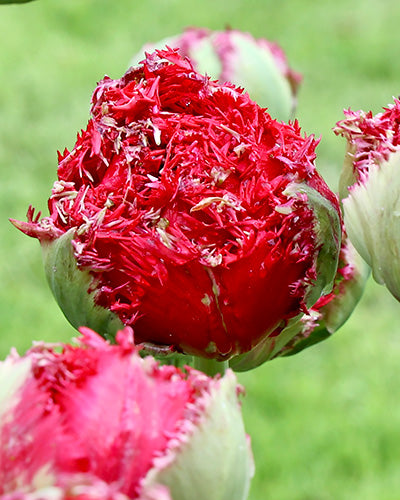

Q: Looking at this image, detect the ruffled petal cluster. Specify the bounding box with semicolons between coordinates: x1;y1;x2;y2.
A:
335;99;400;300
335;98;400;196
12;49;341;360
0;329;252;500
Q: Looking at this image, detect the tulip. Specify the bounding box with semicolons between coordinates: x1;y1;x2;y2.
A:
11;49;341;363
131;27;302;121
0;328;253;500
334;99;400;301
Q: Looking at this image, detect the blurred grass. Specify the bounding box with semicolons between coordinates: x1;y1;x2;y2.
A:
1;0;400;498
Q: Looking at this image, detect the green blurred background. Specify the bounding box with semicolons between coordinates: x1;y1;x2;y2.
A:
1;0;400;498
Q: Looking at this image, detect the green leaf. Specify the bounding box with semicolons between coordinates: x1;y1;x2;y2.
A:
0;0;36;4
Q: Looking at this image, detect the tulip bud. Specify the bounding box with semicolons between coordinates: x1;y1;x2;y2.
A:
0;328;253;500
334;99;400;301
11;49;341;361
131;27;301;121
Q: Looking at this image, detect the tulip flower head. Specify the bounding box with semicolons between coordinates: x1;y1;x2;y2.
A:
0;328;253;500
12;49;341;362
131;27;302;121
335;99;400;300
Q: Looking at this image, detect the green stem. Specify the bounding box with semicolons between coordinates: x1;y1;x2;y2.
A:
193;356;229;376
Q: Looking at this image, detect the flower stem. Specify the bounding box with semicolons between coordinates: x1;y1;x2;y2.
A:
193;356;229;376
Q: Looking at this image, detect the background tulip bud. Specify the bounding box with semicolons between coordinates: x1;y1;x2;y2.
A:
12;49;341;361
131;27;302;121
0;328;253;500
334;99;400;301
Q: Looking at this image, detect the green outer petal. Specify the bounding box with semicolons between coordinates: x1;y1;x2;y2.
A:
282;324;332;357
229;314;303;371
275;240;369;358
288;182;342;306
41;229;123;340
319;241;370;334
283;265;370;357
343;151;400;300
142;370;254;500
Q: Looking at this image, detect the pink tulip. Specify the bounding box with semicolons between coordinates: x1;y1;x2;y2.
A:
0;328;253;499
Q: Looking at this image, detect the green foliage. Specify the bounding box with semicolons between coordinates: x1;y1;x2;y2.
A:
1;1;400;498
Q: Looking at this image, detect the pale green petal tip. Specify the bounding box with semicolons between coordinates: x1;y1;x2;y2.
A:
0;356;32;420
338;144;359;201
143;370;254;500
41;229;124;340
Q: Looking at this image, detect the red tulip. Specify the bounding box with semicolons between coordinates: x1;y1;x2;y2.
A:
12;49;341;361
